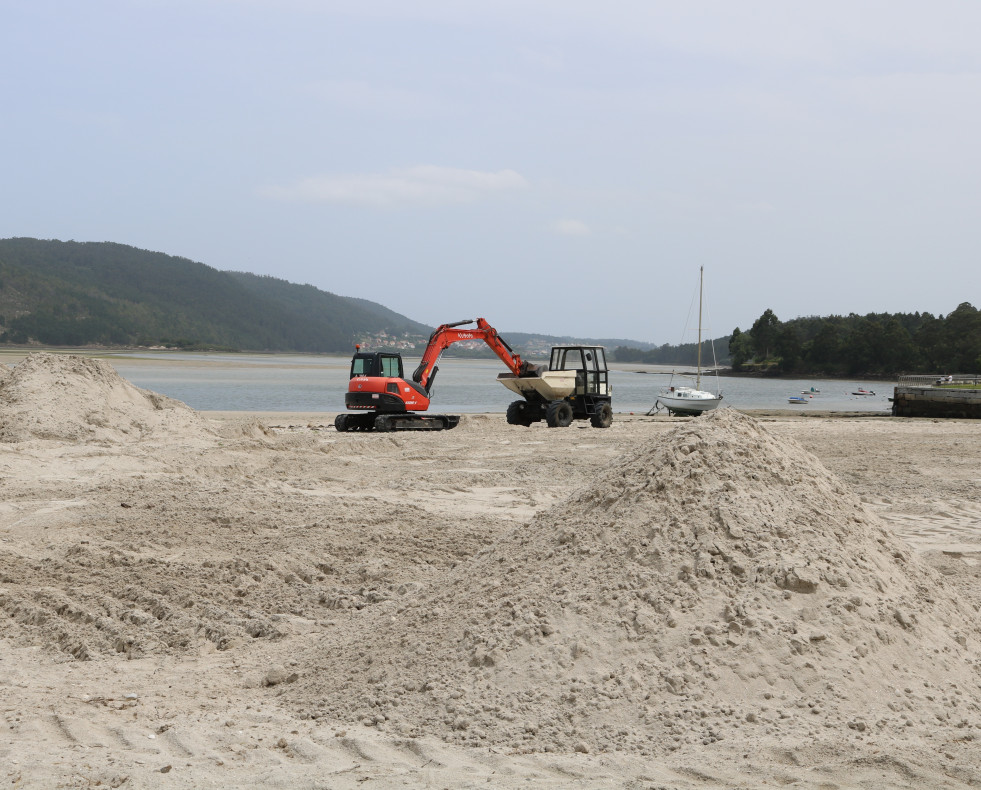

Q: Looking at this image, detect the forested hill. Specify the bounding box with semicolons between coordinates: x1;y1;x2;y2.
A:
615;304;981;376
0;238;431;352
725;306;981;376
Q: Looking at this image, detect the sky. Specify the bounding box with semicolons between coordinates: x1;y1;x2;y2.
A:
3;1;980;344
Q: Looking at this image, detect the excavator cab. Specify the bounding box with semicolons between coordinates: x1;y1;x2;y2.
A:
339;349;439;433
349;351;403;380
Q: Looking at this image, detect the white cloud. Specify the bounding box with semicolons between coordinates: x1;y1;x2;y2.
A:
260;166;529;207
551;218;591;236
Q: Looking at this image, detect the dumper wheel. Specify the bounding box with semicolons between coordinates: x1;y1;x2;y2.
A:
506;400;534;427
590;402;613;428
334;414;350;432
546;400;574;428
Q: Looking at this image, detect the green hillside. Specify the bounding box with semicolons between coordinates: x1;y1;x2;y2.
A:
0;238;430;352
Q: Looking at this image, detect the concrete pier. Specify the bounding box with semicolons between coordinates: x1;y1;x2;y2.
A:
892;378;981;418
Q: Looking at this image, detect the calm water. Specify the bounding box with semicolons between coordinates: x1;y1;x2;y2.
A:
104;352;893;414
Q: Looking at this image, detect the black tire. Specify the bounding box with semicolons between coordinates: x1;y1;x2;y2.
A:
590;402;613;428
545;400;574;428
334;413;350;432
506;400;534;427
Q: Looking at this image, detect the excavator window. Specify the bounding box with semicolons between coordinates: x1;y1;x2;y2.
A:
351;355;373;377
379;355;402;378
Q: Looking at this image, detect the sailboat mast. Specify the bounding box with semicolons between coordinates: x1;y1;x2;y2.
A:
696;265;703;390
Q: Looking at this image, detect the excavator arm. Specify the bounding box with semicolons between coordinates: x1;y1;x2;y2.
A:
411;318;531;394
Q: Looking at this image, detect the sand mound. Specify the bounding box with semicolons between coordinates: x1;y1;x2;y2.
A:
0;352;213;443
215;415;276;441
289;408;981;754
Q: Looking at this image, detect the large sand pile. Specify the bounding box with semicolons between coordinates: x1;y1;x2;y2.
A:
289;408;981;755
0;352;212;443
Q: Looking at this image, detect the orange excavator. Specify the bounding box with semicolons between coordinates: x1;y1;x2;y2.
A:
335;318;537;432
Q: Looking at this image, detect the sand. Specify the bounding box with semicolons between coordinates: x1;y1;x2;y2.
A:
1;353;979;788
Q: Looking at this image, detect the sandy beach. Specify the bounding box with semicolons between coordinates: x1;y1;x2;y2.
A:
1;353;979;789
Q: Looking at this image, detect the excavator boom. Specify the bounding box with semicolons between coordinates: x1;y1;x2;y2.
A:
412;318;528;393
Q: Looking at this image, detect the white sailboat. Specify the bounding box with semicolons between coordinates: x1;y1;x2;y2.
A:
653;266;723;416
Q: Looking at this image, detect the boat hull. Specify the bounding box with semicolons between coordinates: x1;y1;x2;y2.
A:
657;388;722;416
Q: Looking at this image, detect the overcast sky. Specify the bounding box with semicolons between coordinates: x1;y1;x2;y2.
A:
3;1;979;343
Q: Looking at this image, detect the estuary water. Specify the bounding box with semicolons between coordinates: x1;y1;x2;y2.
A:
104;352;894;414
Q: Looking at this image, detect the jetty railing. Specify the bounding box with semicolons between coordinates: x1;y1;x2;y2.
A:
897;374;980;387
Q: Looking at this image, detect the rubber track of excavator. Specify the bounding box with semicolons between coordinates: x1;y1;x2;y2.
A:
373;414;460;431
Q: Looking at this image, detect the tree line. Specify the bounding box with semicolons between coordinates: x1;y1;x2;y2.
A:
613;303;980;377
728;303;981;376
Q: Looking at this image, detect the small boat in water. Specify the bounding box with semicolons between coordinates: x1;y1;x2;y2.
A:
788;395;809;404
851;388;876;396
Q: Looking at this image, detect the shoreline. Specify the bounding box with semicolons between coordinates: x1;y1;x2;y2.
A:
202;408;897;423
